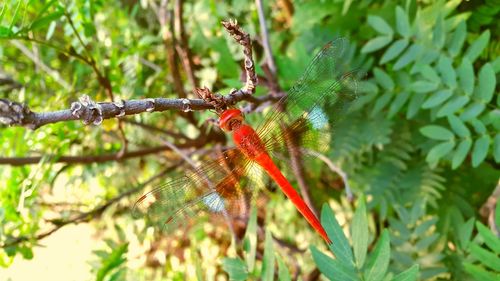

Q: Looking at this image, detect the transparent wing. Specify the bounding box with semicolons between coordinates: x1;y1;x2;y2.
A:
132;149;254;233
255;38;365;155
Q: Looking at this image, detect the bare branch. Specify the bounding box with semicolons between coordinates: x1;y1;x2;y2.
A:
221;19;258;95
174;0;198;88
255;0;277;76
0;165;176;248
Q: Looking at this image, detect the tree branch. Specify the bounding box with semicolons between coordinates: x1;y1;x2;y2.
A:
0;165;176;248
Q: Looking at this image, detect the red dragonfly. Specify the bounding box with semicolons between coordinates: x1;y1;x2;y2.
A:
133;38;362;244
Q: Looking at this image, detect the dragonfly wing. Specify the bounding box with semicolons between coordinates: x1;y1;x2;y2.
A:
257;38;364;155
133;149;253;232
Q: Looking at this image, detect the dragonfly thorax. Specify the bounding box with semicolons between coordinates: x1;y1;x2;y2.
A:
219;109;245;132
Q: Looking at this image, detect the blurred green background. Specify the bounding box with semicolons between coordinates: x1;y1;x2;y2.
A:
1;0;499;280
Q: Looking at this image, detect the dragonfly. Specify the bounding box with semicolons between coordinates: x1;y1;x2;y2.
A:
133;38;362;244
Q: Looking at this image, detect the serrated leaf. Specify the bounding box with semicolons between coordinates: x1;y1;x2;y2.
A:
392;264;420;281
477;222;500;254
311;246;359;281
465;30;490;63
388;91;411;117
321;204;355;269
457;58;474;96
494;134;500;163
362;36;393;53
476;63;496;103
420;125;454;140
448;21;466;57
426;140;455;164
352;196;368;268
394;44;421;70
410;81;438;93
448;115;470;137
368;15;393;35
222;258;248;281
472;135;490;167
365;230;390;281
395;6;411;38
422;89;453;109
437;95;470;117
261;229;275;281
374;68;394;90
381;39;409;64
437;56;457;89
460;103;486;121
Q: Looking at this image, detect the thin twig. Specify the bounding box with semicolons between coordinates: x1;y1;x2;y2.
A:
174;0;198;88
255;0;277;76
0;138;207;166
10;40;71;90
302;148;354;201
0;166;176;248
221;20;257;95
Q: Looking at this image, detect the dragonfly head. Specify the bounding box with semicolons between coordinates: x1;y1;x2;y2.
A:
219;109;244;132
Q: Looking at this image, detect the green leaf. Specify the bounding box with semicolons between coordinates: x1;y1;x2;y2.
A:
494;134;500;163
426;140;455;164
472;135;490;167
96;243;128;281
321;204;355;269
276;254;291;281
422;89;453;109
448;21;466;57
0;25;14;38
465;30;490;63
420;125;454;140
477;222;500;254
463;263;499;281
460;103;486;121
457;58;474;96
457;218;475;249
29;10;64;31
381;39;409;64
222;258;248;281
394;44;421;70
374;68;394;90
368;15;393;35
437;95;470;117
311;246;359;281
243;207;257;271
395;6;411;38
261;229;275;281
388;91;411;117
448;115;470;137
432;14;445;49
469;243;500;271
476;63;496;103
410;81;438;93
362;36;393;53
452;139;472;169
352;196;368;268
416;64;440;83
392;264;420;281
437;56;457;89
372;92;394;116
365;230;390;281
406;92;426;118
471;119;487;134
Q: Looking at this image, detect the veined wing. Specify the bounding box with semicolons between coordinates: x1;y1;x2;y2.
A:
132;149;254;232
255;38;364;154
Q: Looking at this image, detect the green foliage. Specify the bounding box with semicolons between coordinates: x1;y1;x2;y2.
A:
1;0;498;280
311;202;419;281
